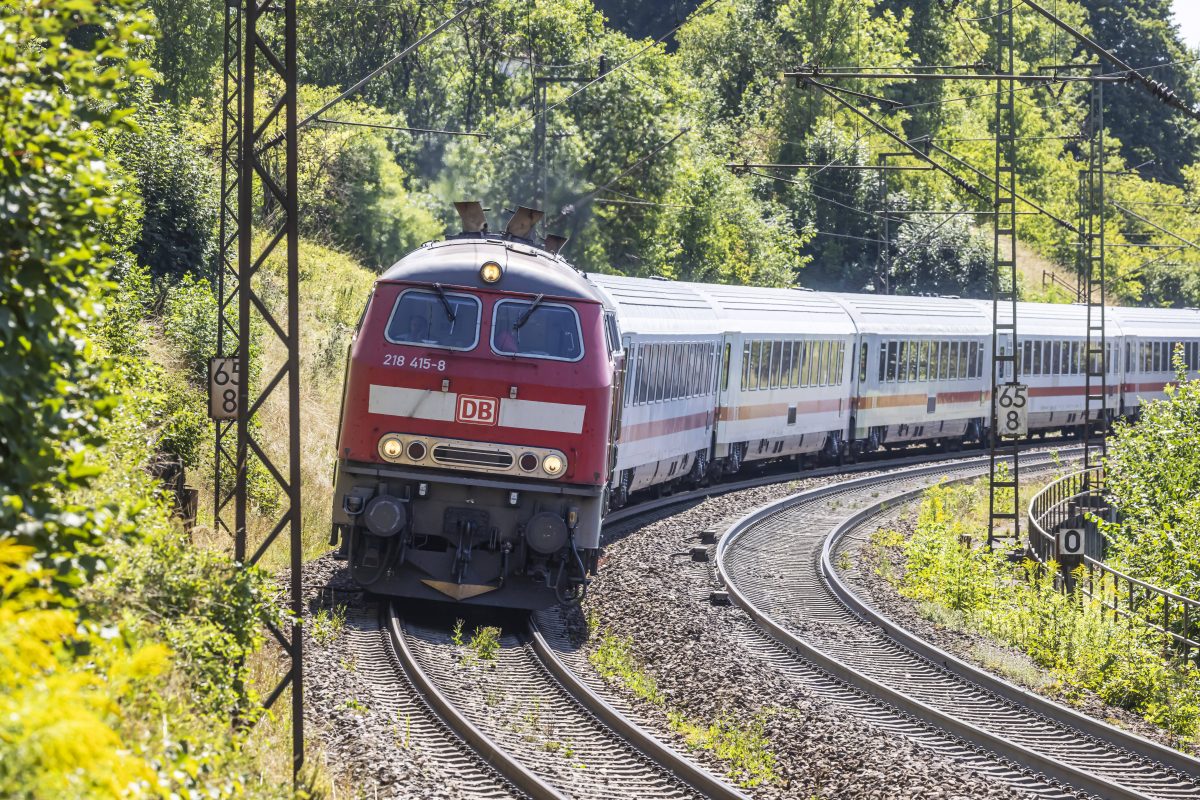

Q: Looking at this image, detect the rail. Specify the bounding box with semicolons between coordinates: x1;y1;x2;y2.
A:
1028;467;1200;663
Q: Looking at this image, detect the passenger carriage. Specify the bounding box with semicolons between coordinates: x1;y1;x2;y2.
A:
699;285;857;468
587;275;723;501
987;301;1124;434
832;294;991;452
1108;306;1200;417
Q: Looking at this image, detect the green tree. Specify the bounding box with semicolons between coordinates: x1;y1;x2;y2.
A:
118;96;218;280
145;0;222;104
1077;0;1200;183
1100;349;1200;598
1;0;152;578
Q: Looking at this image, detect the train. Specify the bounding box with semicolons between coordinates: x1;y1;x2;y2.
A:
330;203;1200;609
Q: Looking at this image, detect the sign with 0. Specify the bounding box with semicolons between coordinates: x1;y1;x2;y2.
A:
1058;527;1086;556
995;382;1028;437
209;357;240;420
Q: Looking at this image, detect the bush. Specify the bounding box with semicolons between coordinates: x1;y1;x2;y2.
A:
894;478;1200;744
118;97;219;281
162;273;220;386
1099;348;1200;598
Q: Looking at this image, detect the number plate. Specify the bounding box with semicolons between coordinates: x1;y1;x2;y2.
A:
209;356;240;420
1058;527;1085;556
995;383;1028;437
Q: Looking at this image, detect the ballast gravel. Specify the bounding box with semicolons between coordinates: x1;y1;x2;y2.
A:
296;556;497;800
580;471;1036;800
844;503;1199;758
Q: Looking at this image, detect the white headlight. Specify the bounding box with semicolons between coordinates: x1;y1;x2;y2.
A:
542;453;564;475
379;435;404;460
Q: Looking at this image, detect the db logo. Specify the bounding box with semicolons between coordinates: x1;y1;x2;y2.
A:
456;395;499;426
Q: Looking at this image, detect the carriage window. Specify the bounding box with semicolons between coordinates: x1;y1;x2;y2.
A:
781;341;794;388
878;343;887;382
747;341;760;390
767;341;781;389
791;341;803;386
948;342;960;380
386;288;481;350
722;343;732;391
837;341;846;383
639;346;650;403
968;341;979;379
1051;342;1061;375
492;299;583;361
884;341;897;382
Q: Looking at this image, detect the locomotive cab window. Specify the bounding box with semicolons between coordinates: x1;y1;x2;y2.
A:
385;288;481;350
491;299;584;361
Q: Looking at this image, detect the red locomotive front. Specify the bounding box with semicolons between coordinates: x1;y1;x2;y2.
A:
331;221;619;608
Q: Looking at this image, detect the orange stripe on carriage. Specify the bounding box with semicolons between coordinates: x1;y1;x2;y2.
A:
620;410;711;443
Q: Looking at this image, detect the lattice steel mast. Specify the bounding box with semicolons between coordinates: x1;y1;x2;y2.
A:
215;0;304;778
1081;75;1108;472
986;0;1022;549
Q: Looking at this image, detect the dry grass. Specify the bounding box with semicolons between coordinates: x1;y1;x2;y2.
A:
187;237;376;569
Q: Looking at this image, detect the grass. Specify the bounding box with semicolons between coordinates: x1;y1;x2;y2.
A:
887;477;1200;748
311;605;347;646
453;623;502;666
186;236;377;569
589;631;780;788
468;625;502;662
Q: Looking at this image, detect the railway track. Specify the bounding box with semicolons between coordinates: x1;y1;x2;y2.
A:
717;452;1200;800
387;604;749;800
340;604;520;799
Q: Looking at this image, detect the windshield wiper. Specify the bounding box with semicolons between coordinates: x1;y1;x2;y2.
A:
432;283;456;322
513;293;545;331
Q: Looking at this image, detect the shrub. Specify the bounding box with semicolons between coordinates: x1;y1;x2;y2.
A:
897;478;1200;744
1099;347;1200;599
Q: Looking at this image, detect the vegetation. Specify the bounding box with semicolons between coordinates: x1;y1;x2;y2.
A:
590;630;780;787
1099;349;1200;598
466;625;502;663
883;478;1200;745
1;0;290;794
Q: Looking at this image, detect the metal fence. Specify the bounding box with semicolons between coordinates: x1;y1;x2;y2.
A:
1028;467;1200;664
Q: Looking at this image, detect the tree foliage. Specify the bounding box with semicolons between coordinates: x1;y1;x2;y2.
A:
1;0;151;578
1100;348;1200;598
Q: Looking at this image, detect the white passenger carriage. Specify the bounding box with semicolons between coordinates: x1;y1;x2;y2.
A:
590;276;724;498
1108;306;1200;415
832;294;991;451
701;285;857;467
989;302;1124;434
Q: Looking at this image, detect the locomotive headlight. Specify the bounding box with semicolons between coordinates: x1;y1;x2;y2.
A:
542;453;565;476
378;434;404;460
480;261;502;284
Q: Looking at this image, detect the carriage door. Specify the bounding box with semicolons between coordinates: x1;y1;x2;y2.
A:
604;311;625;480
713;334;737;457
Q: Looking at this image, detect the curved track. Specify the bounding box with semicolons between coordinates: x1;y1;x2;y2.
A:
340;604;521;799
718;453;1200;800
387;604;749;800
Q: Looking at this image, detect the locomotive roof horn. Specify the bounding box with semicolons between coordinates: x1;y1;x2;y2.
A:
454;201;488;234
505;206;543;239
543;233;569;255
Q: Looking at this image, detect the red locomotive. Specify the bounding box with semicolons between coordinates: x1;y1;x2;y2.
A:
331;205;620;608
